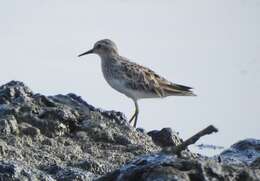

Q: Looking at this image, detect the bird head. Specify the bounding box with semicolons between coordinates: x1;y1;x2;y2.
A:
78;39;118;58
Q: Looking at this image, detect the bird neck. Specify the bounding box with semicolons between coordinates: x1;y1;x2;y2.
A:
99;52;119;62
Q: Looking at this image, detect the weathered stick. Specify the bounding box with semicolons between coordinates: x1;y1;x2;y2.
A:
162;125;218;155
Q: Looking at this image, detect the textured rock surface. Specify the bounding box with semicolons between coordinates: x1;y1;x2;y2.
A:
147;128;182;148
98;154;260;181
0;81;159;180
0;81;259;181
219;138;260;165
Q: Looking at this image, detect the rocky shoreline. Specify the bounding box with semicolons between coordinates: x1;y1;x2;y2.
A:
0;81;259;180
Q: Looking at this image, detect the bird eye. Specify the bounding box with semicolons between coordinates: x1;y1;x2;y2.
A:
96;44;102;49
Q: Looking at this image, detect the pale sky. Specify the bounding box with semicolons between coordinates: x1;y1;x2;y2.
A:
0;0;259;154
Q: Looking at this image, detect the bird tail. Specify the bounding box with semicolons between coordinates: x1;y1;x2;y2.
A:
162;83;196;96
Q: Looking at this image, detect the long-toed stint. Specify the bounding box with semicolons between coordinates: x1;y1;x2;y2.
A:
78;39;196;127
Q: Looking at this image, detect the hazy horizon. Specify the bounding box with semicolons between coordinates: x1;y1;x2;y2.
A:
1;0;259;155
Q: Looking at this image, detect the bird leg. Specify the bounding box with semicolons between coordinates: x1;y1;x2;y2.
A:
129;101;139;127
129;111;137;124
133;109;139;128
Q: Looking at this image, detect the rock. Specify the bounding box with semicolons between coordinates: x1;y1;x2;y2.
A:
19;122;41;137
98;154;260;181
0;140;7;156
42;164;96;181
0;115;18;136
0;81;32;105
0;81;158;179
136;128;146;133
220;138;260;165
0;80;259;180
148;128;197;159
75;131;88;140
41;138;54;146
147;128;182;147
0;119;10;135
8;116;19;135
0;160;55;181
251;157;260;169
71;159;107;175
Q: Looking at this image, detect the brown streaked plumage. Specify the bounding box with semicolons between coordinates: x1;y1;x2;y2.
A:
120;59;195;98
78;39;196;127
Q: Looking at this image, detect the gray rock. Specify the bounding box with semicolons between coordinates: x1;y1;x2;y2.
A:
0;140;7;156
98;154;260;181
147;128;182;147
0;81;259;180
220;138;260;165
8;116;19;135
0;81;33;105
251;157;260;169
19;122;41;137
0;116;18;136
0;160;55;181
42;164;96;181
147;128;197;159
0;119;11;136
0;81;158;180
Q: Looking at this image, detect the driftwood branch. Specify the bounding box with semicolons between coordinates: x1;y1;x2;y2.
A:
162;125;218;156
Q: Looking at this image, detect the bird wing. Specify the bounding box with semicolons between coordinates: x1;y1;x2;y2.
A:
119;58;195;97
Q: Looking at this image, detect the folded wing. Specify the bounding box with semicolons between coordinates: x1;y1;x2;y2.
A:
120;59;196;97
